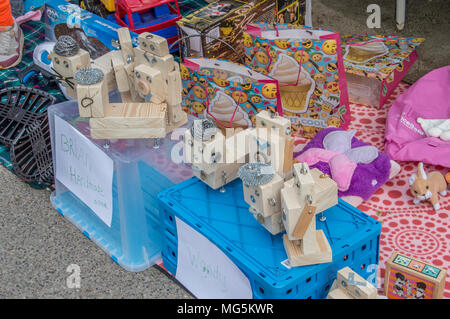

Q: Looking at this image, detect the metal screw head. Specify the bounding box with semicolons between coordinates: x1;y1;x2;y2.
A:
268;198;276;207
126;55;132;64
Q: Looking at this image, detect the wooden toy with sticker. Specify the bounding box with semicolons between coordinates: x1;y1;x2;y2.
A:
384;251;447;299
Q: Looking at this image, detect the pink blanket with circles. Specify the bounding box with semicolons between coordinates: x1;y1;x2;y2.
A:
293;82;450;298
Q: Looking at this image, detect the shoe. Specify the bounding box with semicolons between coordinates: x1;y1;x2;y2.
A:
0;20;24;69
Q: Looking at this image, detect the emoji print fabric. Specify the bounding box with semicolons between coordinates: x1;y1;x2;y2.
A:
244;23;350;139
181;58;282;129
341;33;424;81
341;33;424;108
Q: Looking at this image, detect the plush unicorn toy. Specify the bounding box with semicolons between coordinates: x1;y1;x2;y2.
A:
409;162;447;210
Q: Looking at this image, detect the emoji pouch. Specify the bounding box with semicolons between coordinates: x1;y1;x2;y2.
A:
243;23;350;139
180;58;282;129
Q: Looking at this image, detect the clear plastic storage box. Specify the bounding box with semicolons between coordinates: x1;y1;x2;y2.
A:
48;99;193;271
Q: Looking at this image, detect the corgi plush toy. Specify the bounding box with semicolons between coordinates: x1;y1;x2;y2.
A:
409;162;447;210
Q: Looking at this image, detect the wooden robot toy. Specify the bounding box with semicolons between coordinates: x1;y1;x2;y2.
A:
184;119;249;190
280;162;338;267
49;36;90;99
184;110;293;191
51;28;187;139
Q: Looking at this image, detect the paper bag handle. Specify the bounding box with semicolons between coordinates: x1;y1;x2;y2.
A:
346;32;398;46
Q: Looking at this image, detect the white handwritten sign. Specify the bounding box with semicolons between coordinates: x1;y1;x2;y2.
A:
175;217;252;299
55;115;114;227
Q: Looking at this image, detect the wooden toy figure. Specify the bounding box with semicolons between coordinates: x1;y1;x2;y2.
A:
239;162;285;235
57;27;188;140
327;267;384;299
184;119;247;190
49;36;91;98
409;162;448;211
281;162;338;267
384;251;447;299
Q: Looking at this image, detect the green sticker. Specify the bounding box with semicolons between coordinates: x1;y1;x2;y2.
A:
422;265;441;278
393;254;411;267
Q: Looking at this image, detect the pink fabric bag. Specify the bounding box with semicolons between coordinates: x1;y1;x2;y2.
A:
385;66;450;168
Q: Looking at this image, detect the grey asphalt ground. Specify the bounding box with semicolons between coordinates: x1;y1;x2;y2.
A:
1;0;449;299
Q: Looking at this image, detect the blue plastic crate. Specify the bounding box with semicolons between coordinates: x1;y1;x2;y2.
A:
158;178;382;299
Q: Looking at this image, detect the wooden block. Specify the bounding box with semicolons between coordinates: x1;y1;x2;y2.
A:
134;47;176;77
166;66;182;105
185;130;226;174
89;102;167;130
327;287;352;299
92;52;116;91
280;181;303;240
89;80;108;118
138;32;169;57
167;103;187;126
337;267;378;299
384;251;447;299
76;85;91;117
123;62;143;102
76;79;108;118
310;168;338;213
249;207;284;235
255;110;291;137
90;127;166;139
292;204;316;239
110;51;131;93
224;129;252;164
243;173;284;218
283;136;294;174
247;128;286;176
117;27;135;64
51;49;91;98
134;64;167;103
292;162;315;197
282;230;332;267
193;162;242;190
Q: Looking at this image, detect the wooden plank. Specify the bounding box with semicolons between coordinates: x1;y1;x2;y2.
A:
110;50;130;93
103;102;166;118
90;127;167;139
117;27;135;64
138;32;169;57
327;288;352;299
283;136;294;174
76;85;92;117
134;64;167;103
134;47;175;77
292;204;316;239
88;80;108;118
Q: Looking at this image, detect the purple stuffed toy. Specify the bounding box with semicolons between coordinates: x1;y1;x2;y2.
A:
294;128;392;201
